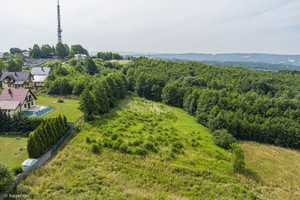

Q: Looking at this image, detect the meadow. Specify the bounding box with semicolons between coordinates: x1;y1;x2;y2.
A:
239;141;300;200
17;96;259;199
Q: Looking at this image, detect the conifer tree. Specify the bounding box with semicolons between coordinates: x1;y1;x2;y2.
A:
63;115;69;130
50;120;59;142
27;136;39;158
37;125;49;150
55;118;64;137
45;123;54;147
93;85;109;114
79;88;96;120
33;131;45;157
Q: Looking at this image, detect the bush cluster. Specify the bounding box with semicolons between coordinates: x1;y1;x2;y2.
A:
212;129;236;150
27;115;69;158
0;163;14;193
12;165;22;175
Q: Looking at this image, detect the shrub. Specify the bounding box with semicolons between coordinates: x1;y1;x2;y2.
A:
0;163;14;193
132;139;143;146
12;165;22;175
171;146;181;153
231;143;245;172
91;144;100;154
103;139;112;148
144;142;157;152
111;133;118;140
172;141;184;150
86;137;91;143
120;144;129;153
57;98;64;103
134;147;147;156
212;129;236;150
112;141;121;150
97;141;103;149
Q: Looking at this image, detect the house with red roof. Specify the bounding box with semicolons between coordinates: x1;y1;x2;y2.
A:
0;88;37;115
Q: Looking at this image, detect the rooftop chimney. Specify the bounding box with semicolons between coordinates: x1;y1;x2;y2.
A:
8;89;13;100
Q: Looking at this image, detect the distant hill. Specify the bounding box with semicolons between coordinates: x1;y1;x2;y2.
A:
120;52;300;71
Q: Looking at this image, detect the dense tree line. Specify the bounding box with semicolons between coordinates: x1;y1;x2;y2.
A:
127;58;300;149
0;110;31;134
0;110;58;134
9;47;24;55
28;43;88;59
44;58;128;96
96;52;123;60
27;115;69;158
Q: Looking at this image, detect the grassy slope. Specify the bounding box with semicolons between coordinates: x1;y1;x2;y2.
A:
239;142;300;200
0;136;28;168
16;96;300;199
17;96;259;200
35;96;82;122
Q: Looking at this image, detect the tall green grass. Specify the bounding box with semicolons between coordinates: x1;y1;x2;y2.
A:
16;96;264;199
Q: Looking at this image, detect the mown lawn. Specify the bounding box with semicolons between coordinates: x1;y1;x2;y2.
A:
0;135;28;168
35;96;83;122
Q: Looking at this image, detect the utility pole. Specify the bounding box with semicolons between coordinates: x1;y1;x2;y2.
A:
57;0;63;43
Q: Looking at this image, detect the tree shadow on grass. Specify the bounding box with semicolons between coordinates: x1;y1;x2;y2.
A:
241;168;263;184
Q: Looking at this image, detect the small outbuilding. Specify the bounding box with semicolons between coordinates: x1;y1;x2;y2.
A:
21;158;38;172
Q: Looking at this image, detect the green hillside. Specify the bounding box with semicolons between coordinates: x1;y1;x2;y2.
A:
17;96;260;199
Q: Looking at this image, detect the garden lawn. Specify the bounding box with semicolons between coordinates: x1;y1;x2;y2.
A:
35;96;83;122
0;135;28;168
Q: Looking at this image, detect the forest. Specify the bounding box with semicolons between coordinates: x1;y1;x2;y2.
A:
44;57;300;149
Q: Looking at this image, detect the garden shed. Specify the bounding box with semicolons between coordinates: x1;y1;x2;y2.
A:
21;158;38;171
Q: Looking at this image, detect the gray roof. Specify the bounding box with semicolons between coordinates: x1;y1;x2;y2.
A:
31;67;52;76
33;75;47;83
0;72;32;84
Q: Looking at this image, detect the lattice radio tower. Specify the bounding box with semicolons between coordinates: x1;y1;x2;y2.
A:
57;0;63;43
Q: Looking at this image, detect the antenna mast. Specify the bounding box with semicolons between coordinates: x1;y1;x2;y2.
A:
57;0;63;43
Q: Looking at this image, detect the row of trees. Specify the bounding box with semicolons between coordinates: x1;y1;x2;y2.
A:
96;52;123;60
27;115;69;158
29;43;89;59
9;47;25;55
128;58;300;149
0;110;31;133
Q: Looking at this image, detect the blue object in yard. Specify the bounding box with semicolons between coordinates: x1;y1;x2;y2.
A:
21;106;54;117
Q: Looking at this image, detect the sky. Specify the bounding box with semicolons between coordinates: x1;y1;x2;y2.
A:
0;0;299;54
